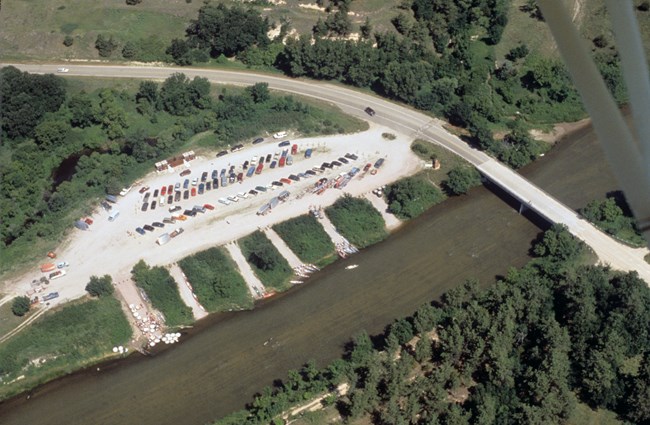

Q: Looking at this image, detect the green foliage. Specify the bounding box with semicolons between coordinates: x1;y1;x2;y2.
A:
63;35;74;47
444;165;482;195
0;66;67;139
239;231;292;291
186;3;269;57
580;196;645;247
325;195;387;248
385;175;444;219
11;296;30;317
131;260;193;327
0;297;131;399
95;34;118;57
85;275;114;298
179;247;253;312
272;215;336;265
159;73;211;116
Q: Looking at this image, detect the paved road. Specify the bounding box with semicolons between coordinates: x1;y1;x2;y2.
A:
6;63;650;282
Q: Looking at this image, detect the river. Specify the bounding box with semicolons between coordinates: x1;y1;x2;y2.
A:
0;119;618;425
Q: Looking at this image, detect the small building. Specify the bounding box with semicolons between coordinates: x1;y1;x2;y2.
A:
155;160;169;172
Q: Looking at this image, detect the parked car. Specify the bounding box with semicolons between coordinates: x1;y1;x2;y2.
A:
152;222;165;228
159;196;165;206
231;144;244;152
206;181;212;191
212;178;219;189
141;203;149;212
183;179;190;189
153;189;159;197
338;157;349;164
211;170;218;179
255;185;267;192
174;191;181;202
203;203;215;210
364;106;376;116
266;154;272;163
167;194;173;204
143;224;155;232
278;140;290;147
249;189;258;196
183;190;189;200
216;150;228;157
139;186;150;194
167;184;174;194
252;137;264;144
198;183;205;195
227;195;239;202
272;181;284;187
184;209;197;217
180;169;191;176
273;131;287;139
161;186;167;196
331;160;342;167
169;205;182;213
270;160;277;169
175;182;181;191
191;187;197;196
192;178;198;186
163;218;175;224
151;200;157;210
135;227;146;235
280;178;292;185
143;192;151;201
201;172;208;182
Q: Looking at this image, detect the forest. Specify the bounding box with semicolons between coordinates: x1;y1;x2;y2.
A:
215;225;650;425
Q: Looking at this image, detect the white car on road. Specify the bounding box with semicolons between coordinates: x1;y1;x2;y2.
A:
57;67;69;73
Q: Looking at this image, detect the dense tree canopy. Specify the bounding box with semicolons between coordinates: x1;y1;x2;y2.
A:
85;275;114;297
186;3;270;57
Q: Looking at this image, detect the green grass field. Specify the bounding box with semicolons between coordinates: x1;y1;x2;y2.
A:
272;215;337;266
0;301;29;339
0;296;131;401
179;247;253;312
239;231;293;291
325;195;387;249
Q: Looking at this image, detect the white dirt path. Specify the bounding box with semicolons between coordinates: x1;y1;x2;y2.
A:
167;264;208;320
224;242;266;299
363;192;403;231
263;228;303;268
318;214;349;246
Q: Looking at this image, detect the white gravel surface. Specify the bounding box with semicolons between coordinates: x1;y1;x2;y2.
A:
1;125;421;312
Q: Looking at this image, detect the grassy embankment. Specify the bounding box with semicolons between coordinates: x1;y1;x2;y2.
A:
325;195;387;249
272;215;337;267
131;260;193;328
0;296;131;401
239;231;293;291
179;247;253;312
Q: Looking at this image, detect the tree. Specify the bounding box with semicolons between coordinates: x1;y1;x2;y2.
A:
506;44;529;61
122;41;137;59
532;224;584;262
246;82;270;103
85;275;115;297
444;166;481;195
11;296;30;316
63;35;74;47
386;176;444;219
249;245;279;271
34;118;70;147
159;73;194;115
593;35;608;48
95;34;118;57
166;38;193;66
186;4;269;57
360;17;373;39
68;92;97;128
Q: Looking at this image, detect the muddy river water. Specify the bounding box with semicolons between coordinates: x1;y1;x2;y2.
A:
0;119;619;425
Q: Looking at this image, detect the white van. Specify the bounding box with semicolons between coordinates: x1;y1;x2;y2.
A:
108;210;120;222
273;131;287;139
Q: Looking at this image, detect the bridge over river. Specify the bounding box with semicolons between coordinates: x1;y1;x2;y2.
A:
8;63;650;283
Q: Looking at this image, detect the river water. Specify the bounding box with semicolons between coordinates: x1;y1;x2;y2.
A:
0;120;618;425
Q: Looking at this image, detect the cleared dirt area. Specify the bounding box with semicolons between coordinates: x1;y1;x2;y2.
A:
0;124;421;318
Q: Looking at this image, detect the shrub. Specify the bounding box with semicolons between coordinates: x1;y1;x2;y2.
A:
63;35;74;47
386;176;444;219
126;0;142;4
131;260;193;327
325;195;387;248
273;215;336;265
239;231;293;290
11;296;30;317
85;275;114;297
444;166;482;195
95;34;118;57
179;247;253;312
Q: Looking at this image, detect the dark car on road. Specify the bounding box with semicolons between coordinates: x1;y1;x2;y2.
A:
143;192;151;202
174;191;181;202
338;157;349;164
231;144;244;152
153;189;159;197
201;172;208;182
135;227;146;235
169;205;182;213
184;209;197;217
180;169;191;176
252;137;264;145
167;194;173;204
143;224;155;232
212;178;219;189
141;203;149;212
364;107;376;116
183;190;189;200
266;154;272;163
198;183;205;195
278;140;290;147
206;181;212;191
211;169;218;179
331;160;342;167
216;150;228;157
152;222;165;228
151;200;157;210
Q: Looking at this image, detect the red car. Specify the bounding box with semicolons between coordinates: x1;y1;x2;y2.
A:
167;184;173;194
203;203;215;210
191;187;197;197
139;186;150;194
161;186;167;196
280;178;292;185
180;169;191;176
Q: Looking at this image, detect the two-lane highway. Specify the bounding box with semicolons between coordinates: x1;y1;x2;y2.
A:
6;63;650;282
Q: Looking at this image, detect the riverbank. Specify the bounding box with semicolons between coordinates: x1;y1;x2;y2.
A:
0;112;626;424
